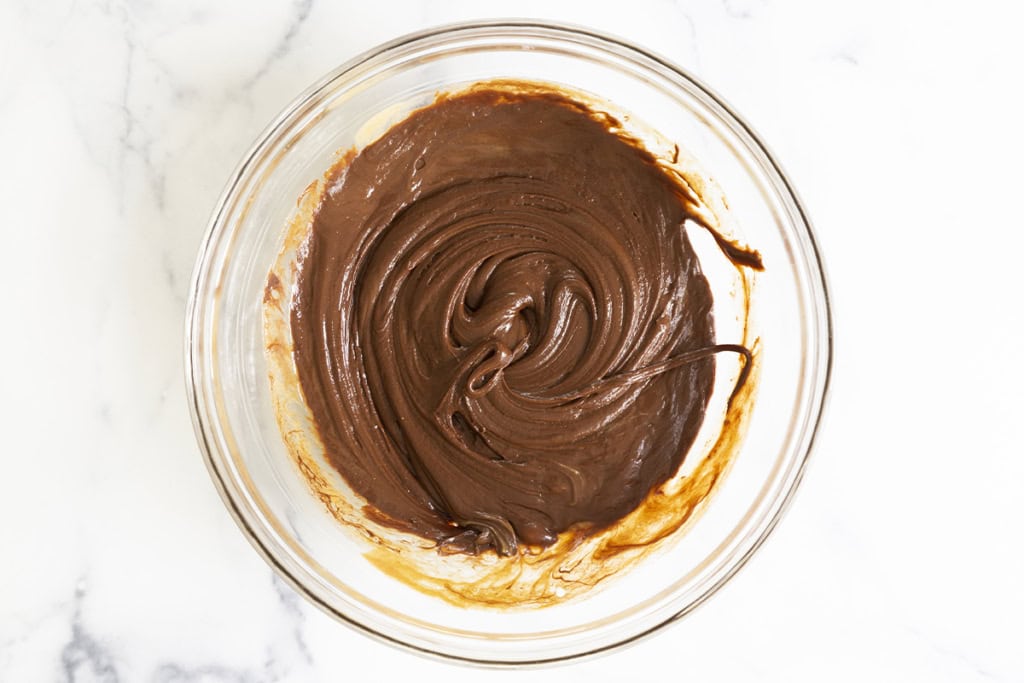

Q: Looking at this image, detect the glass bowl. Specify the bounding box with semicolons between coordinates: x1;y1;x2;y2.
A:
185;21;832;666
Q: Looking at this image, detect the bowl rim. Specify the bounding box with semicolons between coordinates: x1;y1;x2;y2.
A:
185;18;833;667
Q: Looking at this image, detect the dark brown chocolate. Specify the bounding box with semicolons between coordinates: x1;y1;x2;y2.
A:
290;87;754;556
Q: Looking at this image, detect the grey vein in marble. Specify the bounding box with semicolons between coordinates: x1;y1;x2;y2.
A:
662;0;702;70
722;0;764;20
161;250;188;307
153;663;258;683
905;626;1002;682
269;575;312;668
243;0;314;90
834;51;860;66
114;23;169;215
61;582;120;683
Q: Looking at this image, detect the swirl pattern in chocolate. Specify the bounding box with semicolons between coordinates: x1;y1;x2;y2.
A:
291;87;753;556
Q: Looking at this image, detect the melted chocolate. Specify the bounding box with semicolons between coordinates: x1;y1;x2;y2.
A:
291;88;753;556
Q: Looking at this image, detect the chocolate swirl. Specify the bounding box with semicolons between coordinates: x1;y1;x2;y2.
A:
292;88;752;556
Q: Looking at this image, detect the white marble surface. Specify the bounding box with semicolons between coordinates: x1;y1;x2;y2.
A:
2;0;1023;679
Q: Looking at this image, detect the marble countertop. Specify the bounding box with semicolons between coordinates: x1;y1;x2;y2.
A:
2;0;1022;680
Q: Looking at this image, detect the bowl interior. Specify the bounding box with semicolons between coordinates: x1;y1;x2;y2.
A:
187;23;830;664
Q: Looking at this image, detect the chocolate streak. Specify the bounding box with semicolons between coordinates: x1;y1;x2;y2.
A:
292;88;754;556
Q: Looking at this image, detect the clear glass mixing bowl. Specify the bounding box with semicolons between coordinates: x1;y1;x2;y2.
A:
185;21;832;666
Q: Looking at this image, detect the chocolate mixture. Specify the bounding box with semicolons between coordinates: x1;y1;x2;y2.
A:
291;88;756;557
